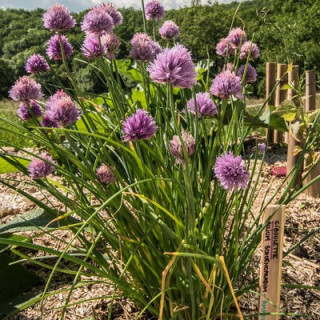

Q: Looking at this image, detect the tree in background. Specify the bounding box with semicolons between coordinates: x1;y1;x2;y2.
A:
0;0;320;99
191;0;202;5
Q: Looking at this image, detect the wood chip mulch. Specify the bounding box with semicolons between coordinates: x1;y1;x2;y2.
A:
0;146;319;319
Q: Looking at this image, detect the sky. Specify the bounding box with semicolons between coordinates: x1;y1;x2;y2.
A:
0;0;235;12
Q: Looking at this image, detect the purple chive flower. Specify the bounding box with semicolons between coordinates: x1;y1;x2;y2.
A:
210;70;243;100
18;100;42;121
223;63;234;72
104;34;121;60
187;92;218;118
240;41;260;60
130;33;161;62
148;44;197;88
28;153;55;179
46;34;73;61
253;143;266;155
216;38;235;57
96;164;116;185
43;4;76;32
227;28;246;48
25;54;50;74
236;64;257;83
40;115;59;128
214;152;249;191
100;3;123;26
145;0;165;20
131;33;152;46
102;33;121;59
81;6;114;35
9;76;43;102
159;20;180;40
82;33;106;59
170;131;196;160
44;90;80;127
123;109;157;141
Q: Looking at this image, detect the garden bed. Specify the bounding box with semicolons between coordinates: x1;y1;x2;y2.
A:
1;146;319;319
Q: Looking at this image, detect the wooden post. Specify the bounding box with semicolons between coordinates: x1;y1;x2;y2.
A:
287;65;299;104
259;205;285;320
286;66;303;188
266;62;277;106
286;132;303;189
266;62;277;143
273;64;288;144
285;65;299;144
305;70;316;112
303;155;320;197
303;71;318;197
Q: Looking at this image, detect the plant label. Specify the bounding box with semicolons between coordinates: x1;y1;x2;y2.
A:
259;205;285;320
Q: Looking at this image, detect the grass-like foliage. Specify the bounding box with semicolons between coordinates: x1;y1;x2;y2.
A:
0;2;319;319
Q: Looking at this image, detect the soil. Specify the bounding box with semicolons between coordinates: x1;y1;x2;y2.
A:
0;146;319;319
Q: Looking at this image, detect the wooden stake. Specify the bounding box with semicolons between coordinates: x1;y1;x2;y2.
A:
286;65;303;188
286;131;303;189
305;70;316;112
266;62;277;143
287;65;299;105
274;64;288;144
303;155;320;198
284;66;299;144
259;205;285;320
266;62;277;107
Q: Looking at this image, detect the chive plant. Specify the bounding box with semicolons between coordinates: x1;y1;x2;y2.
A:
0;2;319;320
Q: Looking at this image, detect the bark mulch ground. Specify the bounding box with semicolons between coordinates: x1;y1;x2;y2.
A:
0;146;319;319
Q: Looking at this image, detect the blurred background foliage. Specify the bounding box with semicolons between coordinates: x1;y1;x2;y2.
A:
0;0;320;99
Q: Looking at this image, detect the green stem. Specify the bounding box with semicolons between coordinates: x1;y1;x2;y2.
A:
58;33;80;96
153;20;156;40
141;0;147;33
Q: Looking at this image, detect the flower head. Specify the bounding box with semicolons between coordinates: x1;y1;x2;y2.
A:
253;143;266;155
46;34;73;61
214;152;249;191
240;41;260;60
40;115;59;128
18;100;42;121
145;0;165;20
236;64;257;83
216;38;235;57
131;33;152;46
102;32;121;59
170;131;196;160
82;33;106;59
210;70;243;100
227;28;246;48
130;33;161;62
148;44;197;88
28;153;55;179
43;4;75;31
187;92;217;118
44;90;80;127
99;3;123;26
96;164;116;185
81;6;114;35
159;20;180;40
25;54;50;74
223;63;234;72
123;109;157;141
9;76;43;102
